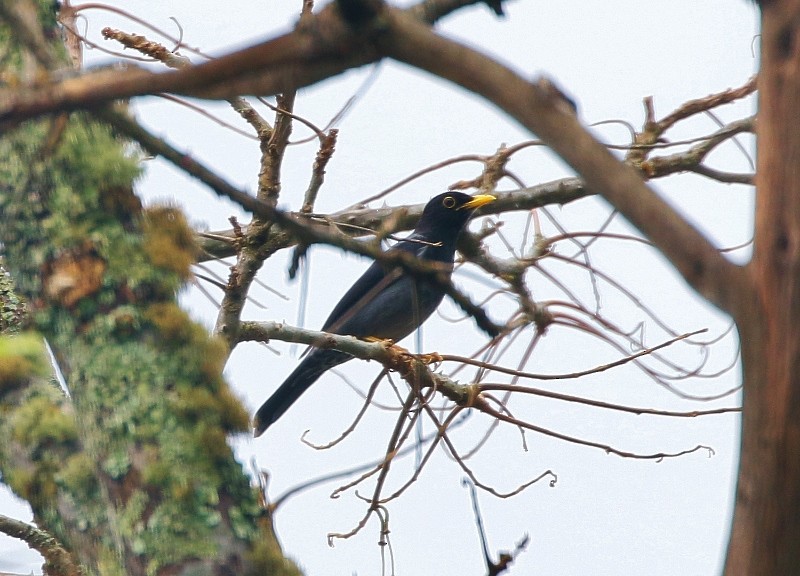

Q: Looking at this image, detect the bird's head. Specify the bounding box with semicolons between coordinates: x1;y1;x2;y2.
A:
414;192;496;238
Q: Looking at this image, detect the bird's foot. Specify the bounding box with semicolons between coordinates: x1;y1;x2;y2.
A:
364;336;395;345
417;351;443;365
364;337;442;366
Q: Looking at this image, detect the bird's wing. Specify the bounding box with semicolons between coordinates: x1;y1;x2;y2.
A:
320;239;428;335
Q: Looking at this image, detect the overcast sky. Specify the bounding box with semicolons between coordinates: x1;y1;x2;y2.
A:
1;2;759;574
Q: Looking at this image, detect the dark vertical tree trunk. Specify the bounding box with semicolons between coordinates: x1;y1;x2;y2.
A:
725;2;800;574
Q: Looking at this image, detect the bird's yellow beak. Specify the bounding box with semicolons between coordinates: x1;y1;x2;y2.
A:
460;194;496;210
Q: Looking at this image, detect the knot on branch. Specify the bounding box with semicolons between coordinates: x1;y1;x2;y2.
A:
464;383;482;408
531;305;554;334
336;0;386;28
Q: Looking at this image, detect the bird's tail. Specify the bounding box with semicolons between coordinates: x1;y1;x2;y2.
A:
253;349;351;437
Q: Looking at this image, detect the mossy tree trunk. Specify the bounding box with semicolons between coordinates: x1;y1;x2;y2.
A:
0;3;297;575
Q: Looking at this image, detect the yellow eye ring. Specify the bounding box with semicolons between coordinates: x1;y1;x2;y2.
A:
442;195;456;209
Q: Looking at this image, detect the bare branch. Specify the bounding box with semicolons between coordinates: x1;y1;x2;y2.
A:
441;329;710;381
197;177;591;260
376;6;751;314
0;515;81;576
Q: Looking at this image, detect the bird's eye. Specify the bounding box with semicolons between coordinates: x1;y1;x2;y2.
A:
442;195;457;209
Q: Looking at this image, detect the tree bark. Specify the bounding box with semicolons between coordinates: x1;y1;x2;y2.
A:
724;2;800;574
0;3;299;574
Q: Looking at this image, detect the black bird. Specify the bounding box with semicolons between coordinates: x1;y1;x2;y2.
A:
253;192;496;436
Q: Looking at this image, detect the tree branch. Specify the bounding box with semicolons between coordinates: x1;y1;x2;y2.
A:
0;515;81;576
1;0;751;315
375;6;750;314
0;0;488;128
240;321;721;461
198;177;591;260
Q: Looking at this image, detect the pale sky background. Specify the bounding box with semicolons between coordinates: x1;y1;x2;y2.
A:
0;2;759;575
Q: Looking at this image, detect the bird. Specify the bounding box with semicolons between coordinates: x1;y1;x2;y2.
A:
253;192;496;436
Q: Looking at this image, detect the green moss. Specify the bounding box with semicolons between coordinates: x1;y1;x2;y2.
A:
143;302;195;343
0;94;268;571
197;426;230;462
96;549;127;576
142;302;249;433
107;306;142;338
199;335;229;381
0;10;275;571
142;206;198;280
102;449;132;480
43;121;141;252
114;485;224;573
141;459;171;487
172;387;218;419
57;453;96;492
214;385;251;431
5;459;59;511
0;332;50;389
117;488;148;551
246;535;304;576
11;395;78;447
51;122;141;203
3;467;36;502
59;320;257;568
0;265;28;334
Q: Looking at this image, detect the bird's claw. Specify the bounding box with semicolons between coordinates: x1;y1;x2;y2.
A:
367;338;443;366
365;336;395;345
417;352;443;365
